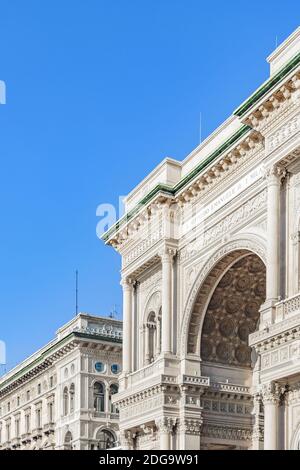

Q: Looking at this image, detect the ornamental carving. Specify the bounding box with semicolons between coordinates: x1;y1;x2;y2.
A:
200;254;265;366
261;383;281;405
201;425;252;441
267;112;300;153
179;418;202;435
181;238;267;356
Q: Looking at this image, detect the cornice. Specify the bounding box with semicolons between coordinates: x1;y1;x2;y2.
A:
104;128;262;249
0;330;122;398
234;52;300;117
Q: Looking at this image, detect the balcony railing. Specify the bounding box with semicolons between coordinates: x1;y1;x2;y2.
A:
277;293;300;320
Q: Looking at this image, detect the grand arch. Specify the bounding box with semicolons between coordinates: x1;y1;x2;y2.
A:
180;239;267;450
180;237;267;358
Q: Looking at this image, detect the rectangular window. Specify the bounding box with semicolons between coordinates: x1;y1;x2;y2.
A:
36;409;41;429
25;414;30;433
15;419;20;438
37;384;41;395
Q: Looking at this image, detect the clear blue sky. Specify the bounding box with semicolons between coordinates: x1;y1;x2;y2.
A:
0;0;298;373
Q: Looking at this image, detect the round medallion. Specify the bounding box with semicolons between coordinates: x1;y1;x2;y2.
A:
254;281;265;297
216;342;232;362
219;319;235;338
238;323;250;342
236;276;250;292
248;258;264;273
208;293;222;310
245;301;260;319
235;345;251;365
218;272;233;288
225;297;242;314
201;340;213;360
202;316;216;335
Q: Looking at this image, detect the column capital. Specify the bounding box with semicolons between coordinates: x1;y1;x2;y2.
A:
155;417;177;434
159;246;177;262
120;277;135;289
264;164;287;185
261;382;281;405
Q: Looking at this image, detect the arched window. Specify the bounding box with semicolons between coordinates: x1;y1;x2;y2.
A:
93;382;105;412
69;383;75;413
95;429;115;450
145;311;162;365
64;431;73;450
109;384;119;414
63;386;69;416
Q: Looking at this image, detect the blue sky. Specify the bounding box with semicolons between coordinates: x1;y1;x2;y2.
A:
0;0;299;373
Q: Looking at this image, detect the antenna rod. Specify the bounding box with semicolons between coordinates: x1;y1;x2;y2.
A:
75;270;79;315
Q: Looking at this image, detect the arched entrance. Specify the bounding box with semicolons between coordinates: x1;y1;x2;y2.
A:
186;249;266;450
94;429;116;449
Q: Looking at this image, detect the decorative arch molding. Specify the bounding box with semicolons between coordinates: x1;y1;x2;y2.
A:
93;425;117;441
180;236;267;357
143;290;162;323
290;423;300;450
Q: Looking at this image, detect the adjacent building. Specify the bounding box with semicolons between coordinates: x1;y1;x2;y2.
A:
0;314;122;450
103;27;300;450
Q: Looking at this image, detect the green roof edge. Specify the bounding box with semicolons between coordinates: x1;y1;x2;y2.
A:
102;124;251;242
234;52;300;117
0;331;122;392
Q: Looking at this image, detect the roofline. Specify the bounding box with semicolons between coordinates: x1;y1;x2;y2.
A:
234;51;300;117
102;124;251;242
0;330;122;393
102;46;300;244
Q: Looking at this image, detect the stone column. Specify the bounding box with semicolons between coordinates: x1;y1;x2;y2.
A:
121;278;134;374
156;417;176;450
156;317;161;356
266;166;286;301
160;248;176;355
260;166;286;327
262;383;280;450
251;393;263;450
145;324;150;365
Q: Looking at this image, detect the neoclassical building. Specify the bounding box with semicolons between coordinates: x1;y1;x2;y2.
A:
0;314;122;450
103;27;300;450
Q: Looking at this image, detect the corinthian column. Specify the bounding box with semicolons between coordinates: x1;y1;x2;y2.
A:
121;278;134;374
261;382;280;450
156;417;176;450
265;165;286;302
160;248;176;355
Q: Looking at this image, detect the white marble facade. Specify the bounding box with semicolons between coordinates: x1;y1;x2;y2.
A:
0;314;122;450
103;27;300;450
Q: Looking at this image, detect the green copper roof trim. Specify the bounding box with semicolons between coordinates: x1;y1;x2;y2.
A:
0;333;74;392
234;52;300;117
102;124;251;242
0;331;122;393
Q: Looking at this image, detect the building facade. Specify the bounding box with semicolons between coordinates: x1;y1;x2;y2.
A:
0;314;122;450
103;28;300;450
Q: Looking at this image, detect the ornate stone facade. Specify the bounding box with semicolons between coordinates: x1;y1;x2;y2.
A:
102;28;300;450
99;29;300;449
0;314;122;450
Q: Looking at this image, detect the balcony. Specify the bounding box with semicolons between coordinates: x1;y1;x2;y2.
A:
21;432;31;444
11;437;21;449
32;427;43;440
92;411;119;420
250;292;300;345
43;422;55;435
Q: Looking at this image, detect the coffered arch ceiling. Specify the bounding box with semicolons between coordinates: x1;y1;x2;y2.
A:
200;254;266;367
